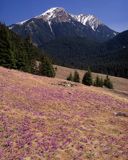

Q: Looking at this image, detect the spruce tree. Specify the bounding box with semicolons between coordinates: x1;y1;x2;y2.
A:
67;73;73;81
104;75;113;89
73;70;80;82
100;77;104;87
0;25;13;68
39;56;55;77
82;68;93;86
94;75;104;87
94;75;100;87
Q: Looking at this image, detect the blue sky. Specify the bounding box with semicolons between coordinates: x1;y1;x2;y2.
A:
0;0;127;32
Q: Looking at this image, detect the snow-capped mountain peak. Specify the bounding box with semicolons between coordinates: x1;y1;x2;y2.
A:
72;14;103;31
35;7;72;23
10;7;118;43
11;8;105;31
34;7;103;31
42;7;65;16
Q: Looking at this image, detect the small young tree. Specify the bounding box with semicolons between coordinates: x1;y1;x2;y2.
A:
94;75;100;87
73;70;80;82
67;73;73;81
104;75;113;89
82;68;93;86
99;77;104;87
94;75;104;87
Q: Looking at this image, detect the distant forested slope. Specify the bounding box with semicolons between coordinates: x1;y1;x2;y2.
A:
43;31;128;78
0;23;55;77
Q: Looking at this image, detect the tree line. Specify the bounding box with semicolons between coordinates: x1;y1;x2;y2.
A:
0;23;55;77
67;68;113;89
44;36;128;78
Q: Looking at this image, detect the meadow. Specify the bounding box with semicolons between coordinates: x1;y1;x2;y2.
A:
0;67;128;160
55;65;128;97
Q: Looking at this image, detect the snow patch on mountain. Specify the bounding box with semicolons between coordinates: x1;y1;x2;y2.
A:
16;19;29;25
9;26;13;30
48;21;54;35
72;14;103;31
35;7;71;22
42;7;64;16
114;32;117;36
35;7;59;19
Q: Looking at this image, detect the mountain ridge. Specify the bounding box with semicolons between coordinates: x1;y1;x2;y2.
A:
8;7;128;78
10;7;118;44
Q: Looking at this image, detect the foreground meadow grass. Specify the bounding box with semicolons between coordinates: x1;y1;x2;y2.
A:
0;67;128;160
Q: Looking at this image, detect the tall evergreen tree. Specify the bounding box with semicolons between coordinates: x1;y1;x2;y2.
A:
82;68;93;86
73;70;80;82
39;56;55;77
0;24;13;68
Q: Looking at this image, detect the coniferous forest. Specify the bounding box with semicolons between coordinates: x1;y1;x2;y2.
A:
0;23;55;77
43;34;128;78
0;23;128;79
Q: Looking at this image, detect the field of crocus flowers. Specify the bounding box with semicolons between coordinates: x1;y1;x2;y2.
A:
0;67;128;160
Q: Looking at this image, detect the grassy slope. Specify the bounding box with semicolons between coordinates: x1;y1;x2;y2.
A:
55;65;128;96
0;67;128;160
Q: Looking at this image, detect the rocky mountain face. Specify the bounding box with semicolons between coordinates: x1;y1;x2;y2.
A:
103;30;128;50
10;7;118;46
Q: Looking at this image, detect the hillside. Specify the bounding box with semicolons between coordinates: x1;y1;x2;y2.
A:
0;67;128;160
9;7;128;78
0;23;55;77
55;65;128;96
0;23;39;72
45;31;128;78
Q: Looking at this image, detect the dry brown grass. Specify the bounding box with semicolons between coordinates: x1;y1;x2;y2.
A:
0;66;128;160
54;65;128;97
